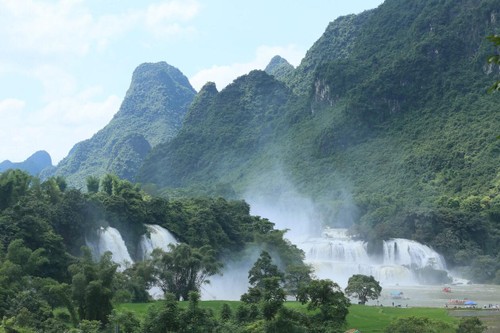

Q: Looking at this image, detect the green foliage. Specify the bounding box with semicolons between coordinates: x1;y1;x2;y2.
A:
178;291;218;333
220;303;233;321
140;292;219;333
138;69;298;189
384;316;453;333
240;251;287;321
345;274;382;305
86;176;99;193
241;251;284;303
150;243;222;300
0;169;32;211
141;294;181;333
120;260;156;303
107;309;141;333
77;320;101;333
69;249;118;325
456;316;487;333
118;301;464;333
298;279;350;328
247;251;285;289
264;55;295;82
264;307;309;333
284;264;314;301
487;34;500;92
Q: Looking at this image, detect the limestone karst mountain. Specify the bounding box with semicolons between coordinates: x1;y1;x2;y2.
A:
42;62;196;187
0;150;53;176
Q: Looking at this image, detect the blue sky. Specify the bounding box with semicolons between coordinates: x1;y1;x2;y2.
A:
0;0;384;164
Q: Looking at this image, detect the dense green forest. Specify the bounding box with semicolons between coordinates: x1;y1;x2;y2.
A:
0;169;326;332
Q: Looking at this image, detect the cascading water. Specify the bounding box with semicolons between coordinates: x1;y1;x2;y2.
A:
138;224;178;260
301;228;447;286
86;226;133;268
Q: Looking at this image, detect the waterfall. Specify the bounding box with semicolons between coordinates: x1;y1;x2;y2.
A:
383;238;446;269
138;224;178;260
301;228;447;286
86;226;133;268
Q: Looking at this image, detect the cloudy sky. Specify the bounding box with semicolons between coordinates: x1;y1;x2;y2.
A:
0;0;383;164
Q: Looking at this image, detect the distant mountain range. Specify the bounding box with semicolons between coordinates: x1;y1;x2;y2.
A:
0;150;52;176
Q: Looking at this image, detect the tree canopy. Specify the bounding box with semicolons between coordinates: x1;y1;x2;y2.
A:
150;243;222;301
345;274;382;305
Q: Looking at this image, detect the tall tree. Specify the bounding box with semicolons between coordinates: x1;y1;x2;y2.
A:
248;251;284;288
86;176;100;193
241;251;286;320
69;248;118;325
284;264;314;300
0;169;32;211
298;279;350;325
150;243;222;300
344;274;382;305
241;250;285;304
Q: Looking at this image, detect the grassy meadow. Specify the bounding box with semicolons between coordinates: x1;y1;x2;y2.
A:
117;301;461;333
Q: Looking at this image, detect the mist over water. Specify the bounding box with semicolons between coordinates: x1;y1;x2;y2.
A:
202;255;255;300
83;189;462;302
243;182;454;288
246;190;322;243
303;228;447;286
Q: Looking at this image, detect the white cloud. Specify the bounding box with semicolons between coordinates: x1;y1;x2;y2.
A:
38;88;120;127
0;98;26;115
146;0;199;24
0;0;93;55
0;0;201;56
33;65;77;102
189;44;304;91
0;91;120;164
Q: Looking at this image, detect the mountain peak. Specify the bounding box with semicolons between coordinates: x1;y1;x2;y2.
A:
0;150;53;176
264;55;295;81
117;62;196;119
47;61;197;187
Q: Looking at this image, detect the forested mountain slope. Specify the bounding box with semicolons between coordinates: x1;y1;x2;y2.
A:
138;0;500;273
137;70;300;195
43;62;196;188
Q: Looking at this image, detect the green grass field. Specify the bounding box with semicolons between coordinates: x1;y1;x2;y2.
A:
116;301;460;333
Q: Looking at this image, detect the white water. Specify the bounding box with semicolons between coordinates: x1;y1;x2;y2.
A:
86;224;177;268
86;226;133;268
302;228;447;286
138;224;178;260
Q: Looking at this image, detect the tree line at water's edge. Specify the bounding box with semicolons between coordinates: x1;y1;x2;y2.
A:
0;169;491;332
